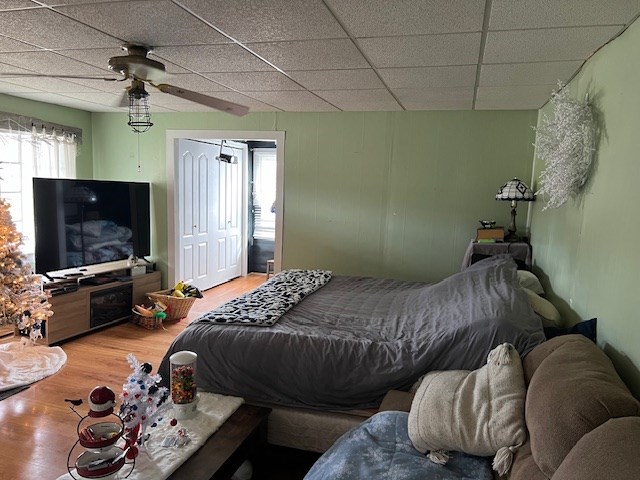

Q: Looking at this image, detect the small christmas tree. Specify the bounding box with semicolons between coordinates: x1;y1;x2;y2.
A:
0;198;52;341
119;354;168;456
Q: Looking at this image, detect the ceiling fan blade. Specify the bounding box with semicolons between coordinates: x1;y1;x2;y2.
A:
0;73;120;81
153;83;249;116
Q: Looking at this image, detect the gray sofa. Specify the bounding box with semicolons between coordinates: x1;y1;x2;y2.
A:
306;335;640;479
507;334;640;479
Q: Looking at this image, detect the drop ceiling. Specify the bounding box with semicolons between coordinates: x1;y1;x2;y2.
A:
0;0;638;113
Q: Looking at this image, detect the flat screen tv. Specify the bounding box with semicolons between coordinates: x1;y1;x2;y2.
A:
33;178;150;274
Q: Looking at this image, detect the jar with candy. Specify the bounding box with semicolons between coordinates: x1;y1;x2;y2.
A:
169;351;199;419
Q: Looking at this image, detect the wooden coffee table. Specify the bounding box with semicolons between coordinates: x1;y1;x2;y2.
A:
169;404;271;480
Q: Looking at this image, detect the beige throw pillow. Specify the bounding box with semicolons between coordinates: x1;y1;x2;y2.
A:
523;288;562;327
517;270;545;295
407;343;527;476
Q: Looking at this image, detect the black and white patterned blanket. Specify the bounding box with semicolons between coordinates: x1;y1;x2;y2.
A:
196;269;333;326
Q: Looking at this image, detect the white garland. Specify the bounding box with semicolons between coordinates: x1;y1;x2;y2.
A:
534;83;595;210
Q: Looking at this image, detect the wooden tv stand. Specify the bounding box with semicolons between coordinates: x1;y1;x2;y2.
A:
33;271;161;345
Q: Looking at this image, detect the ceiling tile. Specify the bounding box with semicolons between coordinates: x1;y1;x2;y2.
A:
155;44;272;72
484;26;624;63
5;91;116;111
0;51;110;76
0;35;41;52
39;0;130;5
475;85;556;110
0;60;31;74
0;1;40;9
248;90;338;111
178;0;347;42
326;0;486;37
379;65;477;88
479;61;583;86
249;39;369;71
54;91;126;107
394;87;474;110
0;8;120;49
56;0;231;47
0;75;104;92
51;47;129;71
201;71;303;91
161;73;230;92
489;0;640;30
288;69;383;90
0;80;40;93
358;33;481;68
313;89;402;111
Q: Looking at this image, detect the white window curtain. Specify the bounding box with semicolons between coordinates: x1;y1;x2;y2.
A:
0;126;77;264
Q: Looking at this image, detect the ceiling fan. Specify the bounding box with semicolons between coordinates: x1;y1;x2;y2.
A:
0;44;250;131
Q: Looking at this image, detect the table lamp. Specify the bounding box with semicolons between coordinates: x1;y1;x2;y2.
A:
495;178;535;242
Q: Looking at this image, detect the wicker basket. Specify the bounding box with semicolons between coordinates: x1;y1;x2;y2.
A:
131;310;164;330
147;290;197;321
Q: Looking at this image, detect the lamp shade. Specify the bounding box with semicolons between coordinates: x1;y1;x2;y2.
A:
495;178;535;202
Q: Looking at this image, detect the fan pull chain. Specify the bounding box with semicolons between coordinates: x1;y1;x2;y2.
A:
137;132;141;172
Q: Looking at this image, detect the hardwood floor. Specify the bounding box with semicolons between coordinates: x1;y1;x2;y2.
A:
0;274;266;480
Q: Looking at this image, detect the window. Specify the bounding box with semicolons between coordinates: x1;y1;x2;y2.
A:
0;128;77;264
252;148;277;241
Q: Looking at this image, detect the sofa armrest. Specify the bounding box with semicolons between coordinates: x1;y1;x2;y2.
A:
379;390;414;412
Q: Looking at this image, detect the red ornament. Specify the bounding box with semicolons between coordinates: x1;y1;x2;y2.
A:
170;418;178;427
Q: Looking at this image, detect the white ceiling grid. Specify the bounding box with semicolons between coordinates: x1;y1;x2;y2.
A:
0;0;637;113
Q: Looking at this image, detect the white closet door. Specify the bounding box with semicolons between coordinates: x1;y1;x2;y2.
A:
177;139;243;291
177;139;215;290
213;141;243;285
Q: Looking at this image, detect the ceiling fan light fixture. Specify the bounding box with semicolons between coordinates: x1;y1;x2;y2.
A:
127;80;153;133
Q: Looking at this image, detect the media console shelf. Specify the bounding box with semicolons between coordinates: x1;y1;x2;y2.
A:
32;271;161;345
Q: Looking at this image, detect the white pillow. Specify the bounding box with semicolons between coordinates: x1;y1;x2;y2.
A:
408;343;527;476
523;288;562;327
517;270;545;295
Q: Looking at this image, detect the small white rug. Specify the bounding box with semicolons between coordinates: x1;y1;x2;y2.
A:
0;340;67;392
58;392;243;480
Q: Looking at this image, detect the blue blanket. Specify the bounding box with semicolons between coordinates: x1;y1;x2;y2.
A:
305;412;493;480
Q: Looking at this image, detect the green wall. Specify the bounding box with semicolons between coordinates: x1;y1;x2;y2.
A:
0;93;93;178
92;109;537;284
530;18;640;397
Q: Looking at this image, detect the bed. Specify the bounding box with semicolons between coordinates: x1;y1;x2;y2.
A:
158;256;545;450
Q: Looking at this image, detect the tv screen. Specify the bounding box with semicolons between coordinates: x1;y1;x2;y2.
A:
33;178;150;274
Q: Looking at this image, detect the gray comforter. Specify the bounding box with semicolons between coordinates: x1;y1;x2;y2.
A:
158;256;545;410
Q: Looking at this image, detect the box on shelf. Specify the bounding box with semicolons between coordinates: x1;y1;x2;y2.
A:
476;227;505;242
129;265;147;277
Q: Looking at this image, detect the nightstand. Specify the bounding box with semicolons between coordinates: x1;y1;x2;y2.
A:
461;240;532;270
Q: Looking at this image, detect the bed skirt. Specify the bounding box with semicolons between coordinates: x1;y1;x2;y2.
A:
249;402;375;453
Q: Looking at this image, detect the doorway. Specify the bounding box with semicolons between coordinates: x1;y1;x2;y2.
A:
248;142;277;273
166;130;285;289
